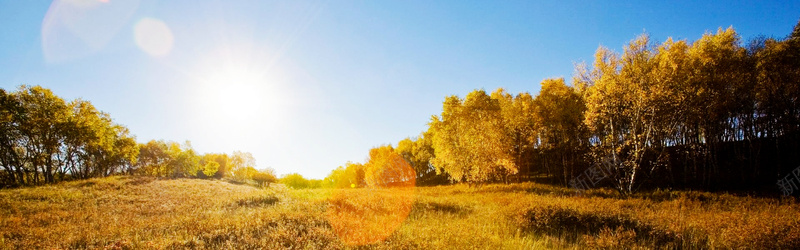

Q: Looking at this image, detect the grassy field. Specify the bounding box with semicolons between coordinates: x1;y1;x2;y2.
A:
1;176;799;249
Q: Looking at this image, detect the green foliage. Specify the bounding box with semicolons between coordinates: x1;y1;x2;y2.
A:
0;85;138;186
135;140;200;178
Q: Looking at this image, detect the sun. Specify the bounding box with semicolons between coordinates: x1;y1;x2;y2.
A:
195;66;270;131
188;42;294;141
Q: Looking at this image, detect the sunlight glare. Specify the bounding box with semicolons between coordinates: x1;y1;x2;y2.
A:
327;158;416;246
41;0;139;63
186;40;296;162
196;66;271;132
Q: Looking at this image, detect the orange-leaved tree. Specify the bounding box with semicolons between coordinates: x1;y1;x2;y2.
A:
364;145;415;187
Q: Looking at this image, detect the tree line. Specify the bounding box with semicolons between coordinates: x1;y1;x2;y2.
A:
333;21;800;194
0;86;276;187
4;21;798;194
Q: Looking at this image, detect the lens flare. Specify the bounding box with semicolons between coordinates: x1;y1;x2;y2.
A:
41;0;139;63
134;18;174;57
326;157;416;245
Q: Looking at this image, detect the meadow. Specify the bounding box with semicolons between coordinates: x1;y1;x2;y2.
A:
1;176;799;249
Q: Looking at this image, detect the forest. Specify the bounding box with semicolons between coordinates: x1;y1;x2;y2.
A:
322;21;800;195
2;21;800;196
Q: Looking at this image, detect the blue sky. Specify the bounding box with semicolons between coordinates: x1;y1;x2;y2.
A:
1;0;798;179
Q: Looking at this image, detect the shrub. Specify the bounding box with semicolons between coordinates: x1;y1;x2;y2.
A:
252;170;277;187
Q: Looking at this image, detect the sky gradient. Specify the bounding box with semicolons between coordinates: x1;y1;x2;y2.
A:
1;0;798;179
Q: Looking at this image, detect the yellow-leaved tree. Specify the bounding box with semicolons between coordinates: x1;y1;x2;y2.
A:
430;90;517;185
364;145;415;187
491;88;539;182
230;151;257;182
534;78;588;185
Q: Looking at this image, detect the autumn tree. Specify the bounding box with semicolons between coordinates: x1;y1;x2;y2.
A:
363;145;415;187
324;162;365;188
230;151;257;181
281;173;313;189
66;100;138;179
136;140;170;176
533;79;588;184
680;28;752;187
755;27;800;137
430;90;517;185
252;168;277;187
197;153;232;178
200;161;219;178
396;132;448;185
583;34;674;194
491;89;540;181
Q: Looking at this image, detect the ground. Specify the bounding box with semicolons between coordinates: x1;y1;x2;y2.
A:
1;176;798;249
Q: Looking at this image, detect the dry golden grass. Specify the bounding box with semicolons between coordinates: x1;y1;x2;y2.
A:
1;177;798;249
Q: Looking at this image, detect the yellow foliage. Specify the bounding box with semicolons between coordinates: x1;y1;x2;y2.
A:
364;145;416;187
430;90;518;184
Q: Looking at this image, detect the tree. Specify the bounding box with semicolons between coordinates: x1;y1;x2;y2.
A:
67;101;138;178
583;35;665;194
684;28;750;187
0;89;26;186
0;85;256;187
533;79;588;184
396;133;448;185
198;153;231;178
111;126;139;176
252;168;277;187
491;89;540;181
363;145;415;187
211;153;231;178
136;140;170;177
230;151;257;181
323;162;365;188
15;85;71;184
430;90;517;185
201;161;219;178
281;173;311;189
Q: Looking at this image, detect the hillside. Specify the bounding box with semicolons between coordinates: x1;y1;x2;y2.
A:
1;177;799;249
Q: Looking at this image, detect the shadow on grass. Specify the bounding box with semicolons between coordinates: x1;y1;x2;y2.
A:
230;195;280;208
514;205;700;248
410;200;472;218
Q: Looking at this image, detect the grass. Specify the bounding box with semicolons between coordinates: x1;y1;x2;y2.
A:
1;176;798;249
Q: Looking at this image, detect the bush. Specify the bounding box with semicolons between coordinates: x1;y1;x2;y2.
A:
252;171;277;188
281;173;311;189
515;204;680;247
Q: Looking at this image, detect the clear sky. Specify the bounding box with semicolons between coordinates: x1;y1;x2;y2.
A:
1;0;798;179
